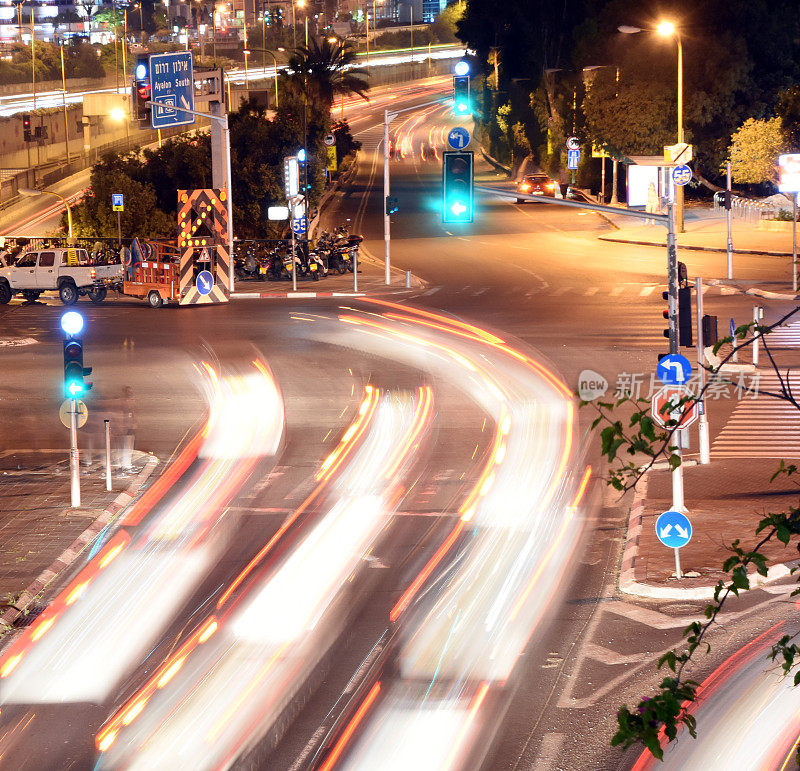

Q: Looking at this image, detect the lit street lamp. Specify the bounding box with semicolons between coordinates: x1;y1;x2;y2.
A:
247;46;282;108
19;187;74;238
619;21;685;232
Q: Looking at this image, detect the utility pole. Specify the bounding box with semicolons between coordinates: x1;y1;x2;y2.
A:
60;43;71;164
726;161;733;280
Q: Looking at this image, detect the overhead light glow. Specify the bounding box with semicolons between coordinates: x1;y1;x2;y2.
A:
60;311;84;336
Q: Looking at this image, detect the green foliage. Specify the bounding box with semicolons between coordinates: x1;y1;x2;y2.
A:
728;117;785;184
0;40;105;85
430;2;464;45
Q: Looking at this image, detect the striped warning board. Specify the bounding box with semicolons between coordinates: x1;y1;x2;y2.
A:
177;188;230;305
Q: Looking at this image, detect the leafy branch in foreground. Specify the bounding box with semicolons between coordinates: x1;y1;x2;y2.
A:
580;303;800;761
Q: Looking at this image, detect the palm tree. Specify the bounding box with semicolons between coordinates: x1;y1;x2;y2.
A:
280;38;369;111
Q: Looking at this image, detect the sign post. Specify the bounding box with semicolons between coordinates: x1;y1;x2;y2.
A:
778;154;800;291
447;127;470;150
655;510;693;579
112;193;124;246
695;277;710;464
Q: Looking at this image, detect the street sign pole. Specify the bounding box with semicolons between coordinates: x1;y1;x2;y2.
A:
666;202;678;355
70;397;80;508
696;276;710;464
104;418;112;492
116;210;122;247
671;408;685;513
384;108;391;285
290;199;297;291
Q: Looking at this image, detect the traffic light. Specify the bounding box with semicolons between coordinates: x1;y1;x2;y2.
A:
442;151;474;223
22;113;31;142
385;196;398;215
660;287;693;348
132;55;151;128
61;312;92;399
678;285;693;347
702;314;718;347
453;75;470;116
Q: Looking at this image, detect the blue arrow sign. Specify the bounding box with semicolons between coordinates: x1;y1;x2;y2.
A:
447;127;470;150
196;269;214;295
567;149;580;170
655;510;693;549
656;354;693;386
672;164;692;186
150;51;195;129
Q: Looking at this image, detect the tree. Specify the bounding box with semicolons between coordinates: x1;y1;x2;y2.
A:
728;117;785;185
430;1;464;44
279;39;369;111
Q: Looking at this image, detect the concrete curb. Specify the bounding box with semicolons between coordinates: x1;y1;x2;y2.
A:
232;290;367;299
479;146;512;177
705;279;799;301
0;451;159;628
618;467;796;601
598;232;793;258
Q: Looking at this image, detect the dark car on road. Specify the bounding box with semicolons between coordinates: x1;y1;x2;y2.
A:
515;174;560;202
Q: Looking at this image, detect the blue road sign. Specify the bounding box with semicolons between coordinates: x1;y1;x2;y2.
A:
672;164;692;186
150;51;195;129
196;269;214;295
291;216;307;234
112;193;124;209
567;149;581;170
447;127;470;150
730;317;736;337
655;510;692;549
656;354;693;385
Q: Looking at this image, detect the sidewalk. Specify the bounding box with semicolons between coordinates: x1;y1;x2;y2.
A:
599;204;796;257
0;449;157;627
620;458;799;600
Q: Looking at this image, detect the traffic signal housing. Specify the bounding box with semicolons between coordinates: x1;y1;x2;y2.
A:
385;196;398;215
442;151;474;223
453;75;470;116
63;337;92;399
132;54;151;128
22;113;31;142
661;287;693;348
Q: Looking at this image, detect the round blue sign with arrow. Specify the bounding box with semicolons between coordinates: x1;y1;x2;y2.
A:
196;270;214;296
655;510;693;549
447;127;470;150
656;353;692;385
672;165;692;186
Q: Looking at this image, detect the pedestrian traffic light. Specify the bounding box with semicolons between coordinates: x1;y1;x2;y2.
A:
678;285;693;347
132;54;151;128
702;314;718;347
453;75;470;116
22;113;31;142
442;151;474;223
385;196;398;215
723;191;732;210
61;312;92;399
661;287;693;348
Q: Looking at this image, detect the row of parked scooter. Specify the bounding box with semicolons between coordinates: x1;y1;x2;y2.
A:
233;226;363;282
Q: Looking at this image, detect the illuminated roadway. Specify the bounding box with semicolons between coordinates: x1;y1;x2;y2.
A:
0;68;798;771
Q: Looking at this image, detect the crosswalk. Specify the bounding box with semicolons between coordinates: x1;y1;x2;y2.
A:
711;373;800;458
760;320;800;348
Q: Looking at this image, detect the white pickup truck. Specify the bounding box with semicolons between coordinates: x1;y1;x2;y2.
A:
0;247;122;305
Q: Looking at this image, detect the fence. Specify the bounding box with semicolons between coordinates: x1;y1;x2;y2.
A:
712;192;780;222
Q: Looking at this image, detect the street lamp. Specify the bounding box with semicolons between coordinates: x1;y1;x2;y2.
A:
619;21;685;232
20;187;73;239
247;47;282;108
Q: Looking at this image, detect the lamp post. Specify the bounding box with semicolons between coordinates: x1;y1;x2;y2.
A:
20;187;73;238
248;46;281;107
59;42;71;164
619;21;685;232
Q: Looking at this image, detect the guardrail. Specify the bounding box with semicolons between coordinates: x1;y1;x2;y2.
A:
712;191;780;222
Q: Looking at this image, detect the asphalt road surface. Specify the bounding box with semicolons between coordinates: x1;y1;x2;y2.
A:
0;75;798;771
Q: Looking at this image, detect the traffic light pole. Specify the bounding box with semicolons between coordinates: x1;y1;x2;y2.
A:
70;398;80;508
384;99;445;285
146;101;235;292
